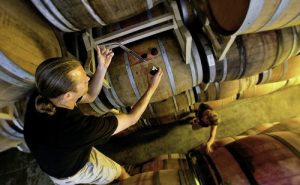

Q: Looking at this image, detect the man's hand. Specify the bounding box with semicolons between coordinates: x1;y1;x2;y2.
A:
148;68;163;92
114;67;163;135
96;46;114;70
206;141;214;153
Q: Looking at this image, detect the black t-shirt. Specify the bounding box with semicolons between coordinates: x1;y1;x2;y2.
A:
24;91;118;178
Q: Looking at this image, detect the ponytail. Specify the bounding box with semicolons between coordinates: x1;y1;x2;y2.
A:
35;95;56;115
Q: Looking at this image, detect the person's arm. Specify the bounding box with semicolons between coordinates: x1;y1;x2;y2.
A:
206;125;218;153
80;46;113;103
113;69;163;135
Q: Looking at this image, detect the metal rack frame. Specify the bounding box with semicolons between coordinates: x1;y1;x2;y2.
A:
82;0;193;66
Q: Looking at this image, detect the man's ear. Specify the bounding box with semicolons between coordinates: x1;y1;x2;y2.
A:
62;91;74;101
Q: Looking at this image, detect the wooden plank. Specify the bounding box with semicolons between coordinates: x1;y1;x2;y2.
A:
170;1;192;64
94;14;174;44
96;22;175;48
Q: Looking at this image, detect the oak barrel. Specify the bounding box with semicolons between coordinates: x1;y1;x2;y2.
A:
240;76;300;99
126;153;188;176
285;76;300;87
188;132;300;185
193;75;258;103
147;108;192;125
260;116;300;134
100;2;168;35
195;0;300;35
77;88;116;117
192;95;237;111
239;80;287;99
260;55;300;84
0;101;29;153
142;89;195;119
107;34;202;106
0;0;62;107
110;169;197;185
0;119;24;152
31;0;164;32
113;119;151;137
243;123;276;136
238;75;259;93
0;54;34;108
198;80;240;101
196;26;300;82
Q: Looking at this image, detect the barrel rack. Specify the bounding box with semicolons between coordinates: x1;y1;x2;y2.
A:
80;1;194;115
82;0;193;79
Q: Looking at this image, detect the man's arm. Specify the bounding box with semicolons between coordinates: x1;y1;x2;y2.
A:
206;125;218;153
80;46;113;103
113;69;163;135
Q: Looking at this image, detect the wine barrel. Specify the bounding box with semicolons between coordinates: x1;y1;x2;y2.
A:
260;116;300;134
196;26;300;83
1;0;62;74
100;2;168;35
192;75;258;103
113;118;151;137
176;0;197;29
240;76;300;99
0;0;62;107
243;123;276;136
126;153;188;176
209;122;277;150
204;95;237;110
238;75;259;93
192;76;258;110
153;153;187;161
239;80;288;99
107;33;202;106
0;119;24;152
285;76;300;87
188;132;300;185
191;95;237;111
142;89;195;119
31;0;164;32
0;99;33;153
198;80;240;101
0;101;29;153
211;136;247;150
193;0;300;35
147;107;192;125
0;54;34;108
110;169;197;185
77;88;116;117
260;55;300;84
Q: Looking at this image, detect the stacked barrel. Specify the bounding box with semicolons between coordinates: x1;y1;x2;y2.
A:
0;2;298;184
0;0;62;108
0;0;63;152
28;0;300;133
1;0;300;152
108;117;300;185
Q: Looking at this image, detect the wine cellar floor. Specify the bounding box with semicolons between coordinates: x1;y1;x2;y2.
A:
1;85;300;185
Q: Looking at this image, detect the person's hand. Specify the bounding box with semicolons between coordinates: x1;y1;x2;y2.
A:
206;141;214;153
96;46;114;70
148;68;163;92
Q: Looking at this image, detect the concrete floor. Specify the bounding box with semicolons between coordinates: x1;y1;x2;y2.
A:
0;85;299;185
